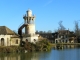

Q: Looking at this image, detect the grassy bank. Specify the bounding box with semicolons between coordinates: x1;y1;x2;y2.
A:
0;46;25;53
0;39;52;53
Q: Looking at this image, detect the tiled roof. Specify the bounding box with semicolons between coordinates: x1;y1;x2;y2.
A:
0;26;15;35
58;30;69;33
11;35;20;38
58;30;70;35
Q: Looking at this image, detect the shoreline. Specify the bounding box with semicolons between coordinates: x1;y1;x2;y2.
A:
0;40;52;53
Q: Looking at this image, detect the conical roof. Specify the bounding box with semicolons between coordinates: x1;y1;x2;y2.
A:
0;26;15;35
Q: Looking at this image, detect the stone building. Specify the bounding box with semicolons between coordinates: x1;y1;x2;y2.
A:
55;30;76;43
0;26;20;46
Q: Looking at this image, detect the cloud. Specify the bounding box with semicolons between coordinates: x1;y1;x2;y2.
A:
43;0;53;7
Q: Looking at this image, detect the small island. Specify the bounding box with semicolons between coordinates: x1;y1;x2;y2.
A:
0;9;80;53
0;9;52;53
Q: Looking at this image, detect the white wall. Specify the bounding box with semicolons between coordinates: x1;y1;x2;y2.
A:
0;35;12;46
22;35;39;43
25;24;35;35
0;35;20;46
55;35;69;43
11;38;20;46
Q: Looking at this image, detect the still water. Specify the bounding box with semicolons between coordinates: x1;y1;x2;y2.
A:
0;47;80;60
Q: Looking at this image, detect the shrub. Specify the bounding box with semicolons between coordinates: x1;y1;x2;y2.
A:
24;39;52;52
0;46;25;53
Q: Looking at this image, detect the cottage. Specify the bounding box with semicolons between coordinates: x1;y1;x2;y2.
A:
0;26;20;46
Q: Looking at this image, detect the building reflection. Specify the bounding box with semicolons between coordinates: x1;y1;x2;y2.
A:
0;53;20;60
54;45;80;50
0;52;40;60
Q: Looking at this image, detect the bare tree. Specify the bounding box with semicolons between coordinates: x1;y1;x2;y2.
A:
74;21;80;36
43;31;46;34
39;31;44;34
47;30;52;33
58;21;66;30
36;30;39;34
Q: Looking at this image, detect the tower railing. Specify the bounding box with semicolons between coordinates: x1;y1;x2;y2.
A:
18;22;24;29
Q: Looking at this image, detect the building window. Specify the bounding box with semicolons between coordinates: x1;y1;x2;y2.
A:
26;39;28;42
66;35;67;38
16;39;18;44
1;38;4;46
34;39;36;42
59;35;61;38
63;40;64;43
56;40;58;43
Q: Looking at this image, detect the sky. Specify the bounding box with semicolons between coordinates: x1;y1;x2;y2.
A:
0;0;80;32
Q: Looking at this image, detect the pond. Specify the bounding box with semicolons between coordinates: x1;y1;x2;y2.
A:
0;46;80;60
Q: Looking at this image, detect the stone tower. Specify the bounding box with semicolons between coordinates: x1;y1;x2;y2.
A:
21;9;39;43
23;9;36;35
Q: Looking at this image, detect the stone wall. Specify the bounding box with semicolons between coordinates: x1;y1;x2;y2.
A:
11;38;20;46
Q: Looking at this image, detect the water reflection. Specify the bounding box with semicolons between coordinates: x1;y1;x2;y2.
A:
0;46;80;60
0;53;20;60
0;53;39;60
54;45;80;50
0;51;51;60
